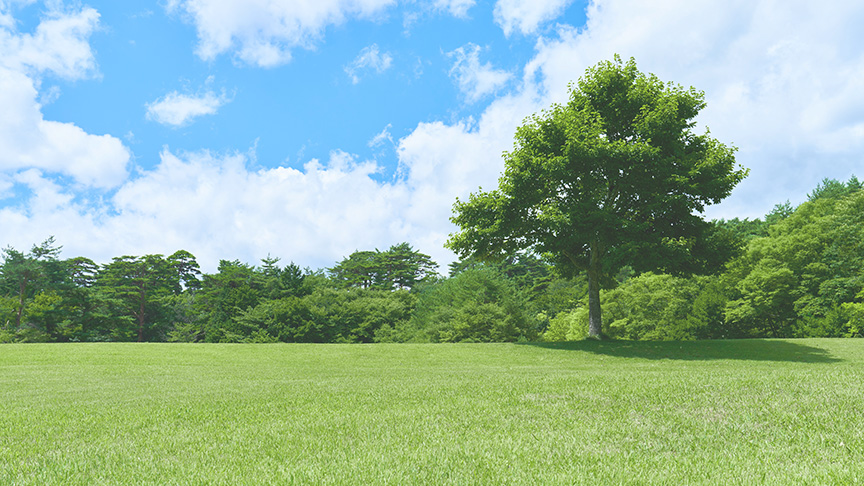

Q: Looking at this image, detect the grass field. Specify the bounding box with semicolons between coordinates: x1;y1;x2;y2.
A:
1;340;863;485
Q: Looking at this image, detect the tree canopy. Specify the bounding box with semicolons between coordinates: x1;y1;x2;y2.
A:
1;175;862;345
329;243;439;290
447;56;747;338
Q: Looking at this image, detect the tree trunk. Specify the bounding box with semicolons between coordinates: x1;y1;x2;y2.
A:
587;240;603;339
15;278;27;330
137;287;146;342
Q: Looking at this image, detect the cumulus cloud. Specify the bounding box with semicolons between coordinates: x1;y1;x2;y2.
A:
494;0;574;36
0;4;100;77
166;0;397;67
447;43;512;103
0;4;129;188
146;89;232;127
345;43;393;84
1;148;419;271
0;113;521;270
519;0;864;218
5;0;864;272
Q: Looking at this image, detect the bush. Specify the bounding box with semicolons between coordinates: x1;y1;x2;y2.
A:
398;267;537;343
541;308;588;342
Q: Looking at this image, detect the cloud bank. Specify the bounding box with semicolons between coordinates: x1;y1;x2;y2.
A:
4;0;864;274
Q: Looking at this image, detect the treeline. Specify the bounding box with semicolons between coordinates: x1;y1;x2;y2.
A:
545;177;864;340
2;178;863;343
0;240;579;343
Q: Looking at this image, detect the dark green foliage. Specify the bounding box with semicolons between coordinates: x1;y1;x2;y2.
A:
603;273;705;340
235;297;317;342
543;179;864;342
97;253;198;342
447;56;746;337
0;237;92;342
307;288;416;343
448;252;586;335
3;177;863;345
0;238;59;332
807;176;862;202
544;273;734;341
259;256;311;300
724;184;864;337
713;218;769;242
389;267;535;343
686;277;735;339
330;243;438;290
195;260;262;342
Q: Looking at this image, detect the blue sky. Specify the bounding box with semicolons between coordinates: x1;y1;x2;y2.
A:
2;0;863;271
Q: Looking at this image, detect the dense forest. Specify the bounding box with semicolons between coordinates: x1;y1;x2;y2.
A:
1;177;862;343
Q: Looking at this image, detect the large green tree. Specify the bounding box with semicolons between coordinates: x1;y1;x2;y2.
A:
447;56;747;338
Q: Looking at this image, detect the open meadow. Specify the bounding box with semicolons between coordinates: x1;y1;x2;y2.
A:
1;340;863;485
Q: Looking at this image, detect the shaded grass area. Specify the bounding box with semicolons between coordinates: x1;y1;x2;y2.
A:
1;340;863;485
527;338;843;362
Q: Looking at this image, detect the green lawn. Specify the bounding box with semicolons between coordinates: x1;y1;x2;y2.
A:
1;340;862;485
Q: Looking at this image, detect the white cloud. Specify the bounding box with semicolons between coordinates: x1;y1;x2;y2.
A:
345;43;393;84
166;0;397;67
5;0;864;274
146;89;231;127
517;0;864;219
447;43;512;103
432;0;475;18
368;124;393;148
493;0;574;36
0;4;100;77
0;106;526;269
391;0;864;261
1;148;421;271
0;6;129;188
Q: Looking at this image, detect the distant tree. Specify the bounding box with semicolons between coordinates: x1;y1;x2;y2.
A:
449;252;586;325
378;243;439;290
0;237;62;333
235;297;316;343
807;176;862;202
330;243;438;290
543;273;732;342
0;247;41;331
764;201;794;226
279;262;309;297
447;56;746;338
329;251;379;289
194;260;263;342
167;250;202;293
98;252;200;342
258;256;310;299
713;218;768;242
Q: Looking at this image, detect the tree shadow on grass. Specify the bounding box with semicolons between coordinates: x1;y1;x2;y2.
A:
521;339;841;363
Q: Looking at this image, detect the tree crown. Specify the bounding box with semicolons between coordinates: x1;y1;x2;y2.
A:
447;56;747;280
